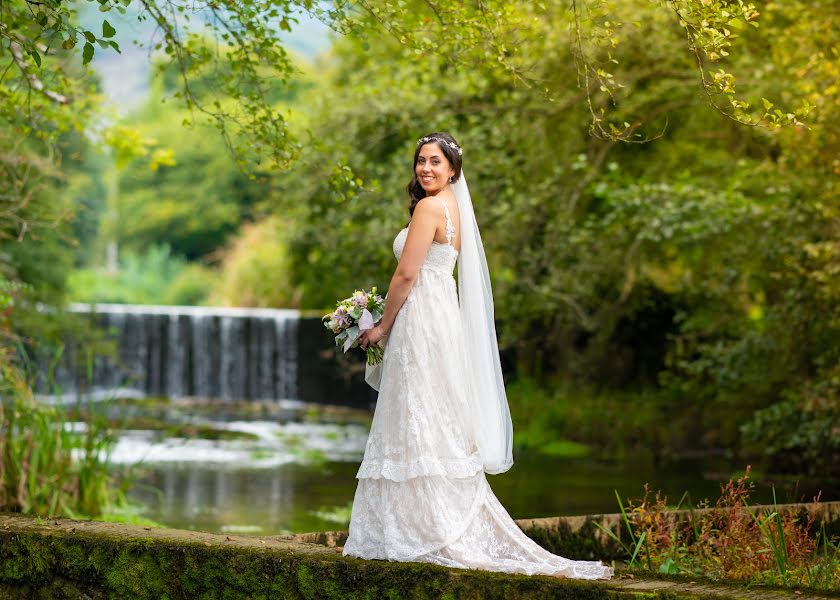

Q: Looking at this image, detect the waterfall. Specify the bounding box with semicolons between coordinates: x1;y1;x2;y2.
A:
65;303;300;402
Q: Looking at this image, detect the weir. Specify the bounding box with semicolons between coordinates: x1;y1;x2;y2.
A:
69;303;299;401
39;304;374;408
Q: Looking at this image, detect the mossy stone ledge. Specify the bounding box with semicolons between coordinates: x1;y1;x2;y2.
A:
287;500;840;562
1;506;838;599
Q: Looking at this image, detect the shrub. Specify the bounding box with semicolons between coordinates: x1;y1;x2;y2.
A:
605;467;840;591
209;216;300;308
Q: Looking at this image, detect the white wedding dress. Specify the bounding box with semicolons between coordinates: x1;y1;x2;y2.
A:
343;197;613;579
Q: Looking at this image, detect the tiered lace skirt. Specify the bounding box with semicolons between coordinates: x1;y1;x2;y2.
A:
343;267;613;579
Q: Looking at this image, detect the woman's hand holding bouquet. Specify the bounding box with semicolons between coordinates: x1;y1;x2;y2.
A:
323;288;386;365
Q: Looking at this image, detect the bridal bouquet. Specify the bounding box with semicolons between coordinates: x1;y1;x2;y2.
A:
323;287;386;365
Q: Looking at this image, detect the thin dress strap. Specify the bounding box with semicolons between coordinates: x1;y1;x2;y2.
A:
435;196;455;247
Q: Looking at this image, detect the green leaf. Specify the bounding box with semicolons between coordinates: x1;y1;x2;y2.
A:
658;558;680;574
762;98;773;110
29;50;41;68
83;30;96;43
62;38;76;50
629;531;646;566
102;20;116;38
108;40;121;53
344;325;360;346
82;42;94;65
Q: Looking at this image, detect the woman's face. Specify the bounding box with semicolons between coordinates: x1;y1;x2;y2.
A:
415;143;455;195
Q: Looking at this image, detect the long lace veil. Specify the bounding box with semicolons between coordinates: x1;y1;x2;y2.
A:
452;172;514;474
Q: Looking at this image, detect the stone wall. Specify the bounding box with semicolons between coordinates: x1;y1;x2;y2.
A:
3;501;835;598
285;500;840;561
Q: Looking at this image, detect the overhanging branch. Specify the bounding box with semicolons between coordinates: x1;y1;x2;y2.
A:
8;41;69;104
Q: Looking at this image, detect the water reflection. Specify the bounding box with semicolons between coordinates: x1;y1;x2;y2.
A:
124;451;832;535
130;462;360;534
96;400;836;535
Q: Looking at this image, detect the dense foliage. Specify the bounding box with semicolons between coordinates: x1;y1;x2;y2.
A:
266;2;839;473
1;0;837;489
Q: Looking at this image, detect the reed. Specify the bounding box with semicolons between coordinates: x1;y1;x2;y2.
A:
805;523;840;590
743;488;790;582
0;343;123;519
594;490;649;568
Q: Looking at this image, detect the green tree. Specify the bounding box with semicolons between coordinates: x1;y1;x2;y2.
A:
262;2;838;472
2;0;836;477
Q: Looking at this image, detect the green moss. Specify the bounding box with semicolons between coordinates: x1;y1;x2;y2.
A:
2;514;836;599
164;423;259;441
0;524;608;599
140;418;260;441
540;439;592;458
297;564;316;599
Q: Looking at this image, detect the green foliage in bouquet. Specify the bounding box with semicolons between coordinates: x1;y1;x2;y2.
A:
323;288;386;365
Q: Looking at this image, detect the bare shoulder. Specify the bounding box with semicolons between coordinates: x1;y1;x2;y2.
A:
413;196;446;217
416;193;458;216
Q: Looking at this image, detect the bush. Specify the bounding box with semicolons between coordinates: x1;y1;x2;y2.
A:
506;376;665;460
163;263;215;306
741;374;840;478
209;216;300;308
68;244;195;305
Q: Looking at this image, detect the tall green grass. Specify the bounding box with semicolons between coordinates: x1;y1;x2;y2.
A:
0;341;131;519
1;269;149;523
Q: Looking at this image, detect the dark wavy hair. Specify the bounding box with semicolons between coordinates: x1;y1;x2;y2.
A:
407;132;463;217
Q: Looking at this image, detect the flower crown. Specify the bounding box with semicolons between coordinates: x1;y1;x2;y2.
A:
417;136;463;156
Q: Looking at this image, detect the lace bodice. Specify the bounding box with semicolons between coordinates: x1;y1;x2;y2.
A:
393;197;458;275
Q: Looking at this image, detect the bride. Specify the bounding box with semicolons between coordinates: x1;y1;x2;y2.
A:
346;132;613;579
